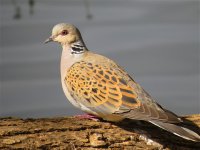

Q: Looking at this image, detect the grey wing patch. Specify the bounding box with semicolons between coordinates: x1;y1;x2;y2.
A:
114;83;181;123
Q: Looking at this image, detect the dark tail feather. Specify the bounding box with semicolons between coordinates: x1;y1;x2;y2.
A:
149;121;200;142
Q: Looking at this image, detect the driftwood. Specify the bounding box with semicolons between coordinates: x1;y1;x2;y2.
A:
0;114;200;150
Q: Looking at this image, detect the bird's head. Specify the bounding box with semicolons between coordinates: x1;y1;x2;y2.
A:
45;23;83;46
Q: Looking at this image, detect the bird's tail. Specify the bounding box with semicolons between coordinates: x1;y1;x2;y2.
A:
149;121;200;142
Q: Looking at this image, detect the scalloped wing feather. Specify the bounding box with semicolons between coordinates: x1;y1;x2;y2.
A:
64;53;181;123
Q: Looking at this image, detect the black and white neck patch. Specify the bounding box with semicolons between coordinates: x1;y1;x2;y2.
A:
71;41;86;54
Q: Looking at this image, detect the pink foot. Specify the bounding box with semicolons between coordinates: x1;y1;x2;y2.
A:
74;114;100;121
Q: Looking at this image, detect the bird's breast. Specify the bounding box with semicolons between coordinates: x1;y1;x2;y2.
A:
60;49;81;108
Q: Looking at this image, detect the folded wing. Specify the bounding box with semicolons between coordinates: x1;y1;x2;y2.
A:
65;57;180;123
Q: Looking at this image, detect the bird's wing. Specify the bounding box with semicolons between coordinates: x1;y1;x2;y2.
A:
65;56;181;123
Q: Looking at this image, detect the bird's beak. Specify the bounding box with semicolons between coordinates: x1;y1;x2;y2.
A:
44;36;53;44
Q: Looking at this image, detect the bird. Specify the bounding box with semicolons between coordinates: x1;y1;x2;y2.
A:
45;23;200;142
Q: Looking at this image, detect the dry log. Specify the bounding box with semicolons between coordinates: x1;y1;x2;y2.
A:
0;114;200;150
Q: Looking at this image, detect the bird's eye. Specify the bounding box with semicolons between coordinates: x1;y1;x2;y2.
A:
61;30;68;35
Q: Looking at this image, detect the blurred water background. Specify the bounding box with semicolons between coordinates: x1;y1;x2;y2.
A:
0;0;199;118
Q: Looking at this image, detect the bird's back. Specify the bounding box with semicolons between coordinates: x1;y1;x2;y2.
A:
64;51;181;123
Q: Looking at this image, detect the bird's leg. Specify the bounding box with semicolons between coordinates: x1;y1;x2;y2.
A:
74;114;100;121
